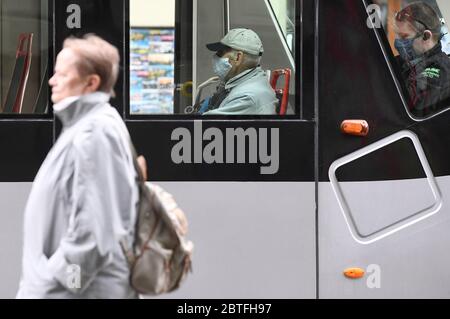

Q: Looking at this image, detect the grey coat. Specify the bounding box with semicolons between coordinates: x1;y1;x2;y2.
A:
17;92;138;299
205;66;278;115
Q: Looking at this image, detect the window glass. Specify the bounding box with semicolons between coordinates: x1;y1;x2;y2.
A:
375;0;450;118
268;0;296;56
130;28;175;114
0;0;49;114
130;0;175;115
129;0;297;117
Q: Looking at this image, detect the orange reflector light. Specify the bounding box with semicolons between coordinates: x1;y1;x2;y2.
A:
344;268;365;279
341;120;369;137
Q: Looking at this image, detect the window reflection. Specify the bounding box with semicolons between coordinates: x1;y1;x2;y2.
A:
0;0;49;114
130;28;175;114
268;0;296;57
130;0;176;115
377;0;450;118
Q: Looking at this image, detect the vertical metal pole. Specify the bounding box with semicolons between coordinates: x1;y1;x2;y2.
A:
224;0;230;35
0;0;3;107
192;0;198;103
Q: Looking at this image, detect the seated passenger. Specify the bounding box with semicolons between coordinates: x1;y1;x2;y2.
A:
394;2;450;117
202;28;278;115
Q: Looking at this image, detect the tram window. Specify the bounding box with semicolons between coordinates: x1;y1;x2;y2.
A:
374;0;450;118
129;0;297;117
268;0;296;57
0;0;49;115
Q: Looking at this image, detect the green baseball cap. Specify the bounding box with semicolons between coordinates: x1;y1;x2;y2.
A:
206;28;264;56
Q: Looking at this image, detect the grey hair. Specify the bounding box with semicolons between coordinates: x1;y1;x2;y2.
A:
242;53;262;68
64;34;120;96
230;50;261;69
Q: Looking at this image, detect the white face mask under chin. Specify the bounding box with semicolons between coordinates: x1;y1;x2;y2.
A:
212;55;233;80
52;95;81;112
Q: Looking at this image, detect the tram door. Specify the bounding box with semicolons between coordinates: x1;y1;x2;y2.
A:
126;0;316;299
318;0;450;298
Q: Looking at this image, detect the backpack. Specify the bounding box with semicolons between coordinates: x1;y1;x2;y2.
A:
120;148;194;296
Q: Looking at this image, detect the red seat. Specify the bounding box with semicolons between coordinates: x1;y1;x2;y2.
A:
270;68;291;115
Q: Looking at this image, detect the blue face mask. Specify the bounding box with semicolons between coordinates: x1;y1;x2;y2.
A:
212;55;232;80
394;36;420;61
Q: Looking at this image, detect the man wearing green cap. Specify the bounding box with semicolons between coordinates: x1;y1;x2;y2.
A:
202;28;278;115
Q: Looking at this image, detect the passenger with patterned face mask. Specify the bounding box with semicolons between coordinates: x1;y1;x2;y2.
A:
393;2;450;117
201;28;278;115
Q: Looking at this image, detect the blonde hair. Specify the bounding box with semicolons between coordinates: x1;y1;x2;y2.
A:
63;34;120;96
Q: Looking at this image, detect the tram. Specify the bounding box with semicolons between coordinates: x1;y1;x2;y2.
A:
0;0;449;298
